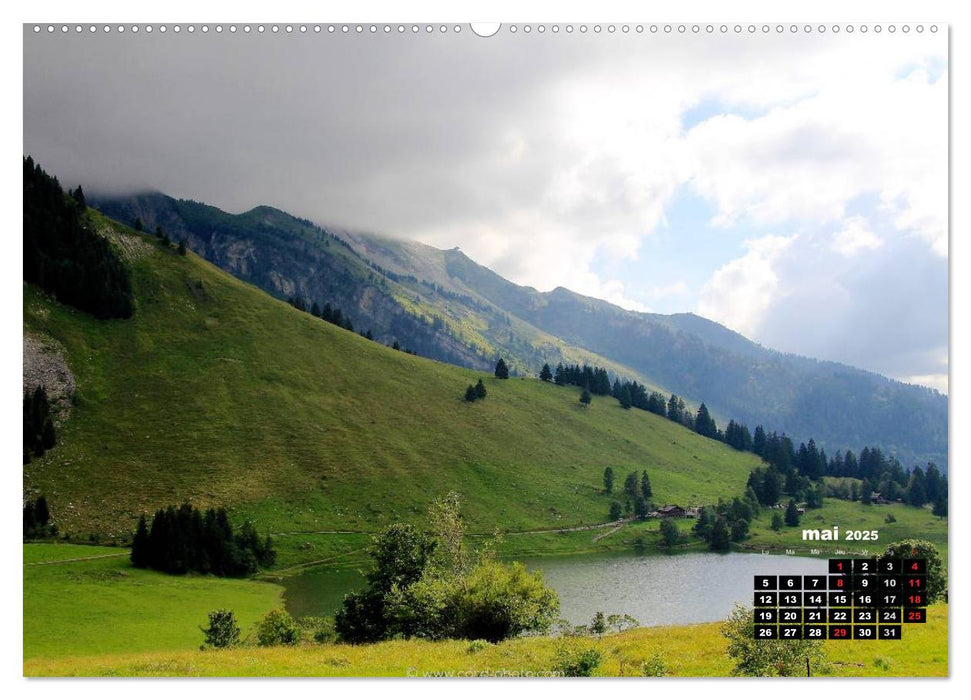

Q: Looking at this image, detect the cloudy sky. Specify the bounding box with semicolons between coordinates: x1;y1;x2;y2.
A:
23;24;948;391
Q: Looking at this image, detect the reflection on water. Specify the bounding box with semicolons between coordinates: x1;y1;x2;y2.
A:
282;551;827;627
521;551;828;627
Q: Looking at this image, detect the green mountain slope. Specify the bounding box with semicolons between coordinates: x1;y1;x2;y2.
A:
23;211;762;540
90;193;645;384
92;194;947;469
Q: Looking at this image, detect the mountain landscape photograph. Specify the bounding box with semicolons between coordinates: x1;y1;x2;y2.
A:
21;18;948;680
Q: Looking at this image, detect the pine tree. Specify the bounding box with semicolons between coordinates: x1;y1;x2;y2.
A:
72;185;86;208
709;517;731;551
134;217;144;232
661;518;679;547
932;494;947;518
41;418;56;450
695;403;717;438
619;384;632;410
464;385;477;402
474;379;487;399
539;363;553;382
624;472;639;499
579;388;591;406
860;479;873;505
554;363;566;386
131;515;150;567
494;358;509;379
641;470;652;499
667;394;682;423
609;501;622;521
784;499;800;527
603;467;614;494
177;239;187;255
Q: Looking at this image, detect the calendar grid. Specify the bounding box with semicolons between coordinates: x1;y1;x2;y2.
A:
753;557;926;640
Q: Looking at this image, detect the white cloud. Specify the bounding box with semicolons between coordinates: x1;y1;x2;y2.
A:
901;374;949;394
832;217;884;256
648;281;689;300
697;235;796;338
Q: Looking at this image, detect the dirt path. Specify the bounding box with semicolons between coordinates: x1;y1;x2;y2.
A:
25;552;128;566
272;520;629;538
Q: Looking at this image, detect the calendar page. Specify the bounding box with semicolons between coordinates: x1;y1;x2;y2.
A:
21;13;948;681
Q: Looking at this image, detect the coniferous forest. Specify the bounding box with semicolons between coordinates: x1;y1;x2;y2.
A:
23;157;134;319
130;504;276;577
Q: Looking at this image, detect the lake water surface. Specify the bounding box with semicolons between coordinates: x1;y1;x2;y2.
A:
282;551;828;627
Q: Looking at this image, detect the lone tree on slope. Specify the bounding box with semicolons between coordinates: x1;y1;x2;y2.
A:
494;358;509;379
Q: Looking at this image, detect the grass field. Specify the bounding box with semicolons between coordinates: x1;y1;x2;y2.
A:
24;600;948;677
261;498;949;571
23;212;762;550
23;543;283;660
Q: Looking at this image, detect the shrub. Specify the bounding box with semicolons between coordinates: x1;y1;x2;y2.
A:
297;616;336;644
466;639;491;654
201;609;240;649
721;605;826;676
257;609;300;647
338;497;559;644
553;641;602;677
641;651;668;677
882;539;946;603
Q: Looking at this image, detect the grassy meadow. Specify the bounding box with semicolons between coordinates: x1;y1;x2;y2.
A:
23;543;283;660
24;585;948;677
24;212;761;555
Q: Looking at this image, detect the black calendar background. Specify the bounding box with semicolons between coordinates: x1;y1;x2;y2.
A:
752;557;927;640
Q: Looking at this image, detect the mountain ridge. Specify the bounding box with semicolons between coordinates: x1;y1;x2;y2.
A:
91;191;947;469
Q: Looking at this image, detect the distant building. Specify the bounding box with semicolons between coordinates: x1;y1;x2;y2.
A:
657;505;687;518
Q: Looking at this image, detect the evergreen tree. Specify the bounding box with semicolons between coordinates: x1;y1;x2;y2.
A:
932;494;947;518
464;385;478;402
770;512;784;531
554;363;566;386
641;470;652;499
134;217;144;232
906;469;928;507
694;403;717;439
579;388;591;406
860;479;873;505
709;517;731;551
475;379;487;399
494;358;509;379
730;519;749;542
177;239;187;255
619;384;632;410
35;497;50;527
539;363;553;382
633;496;649;519
660;518;679;547
609;501;622;521
23;502;37;538
784;499;800;527
131;515;150;567
752;425;767;456
24;158;134;319
623;472;639;500
666;394;682;423
603;467;614;494
41;417;56;450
